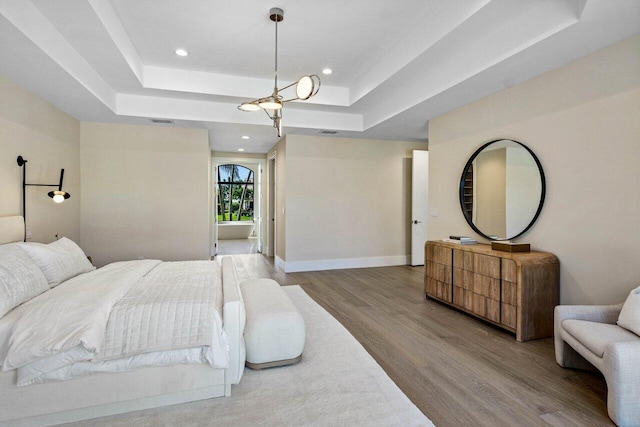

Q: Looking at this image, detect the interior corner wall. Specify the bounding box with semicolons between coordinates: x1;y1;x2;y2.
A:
0;73;80;243
282;135;428;272
80;122;211;267
428;34;640;305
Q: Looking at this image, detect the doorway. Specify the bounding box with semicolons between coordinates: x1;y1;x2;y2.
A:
212;158;265;257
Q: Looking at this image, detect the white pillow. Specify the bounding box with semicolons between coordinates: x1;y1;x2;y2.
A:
0;244;49;318
18;237;95;287
618;285;640;336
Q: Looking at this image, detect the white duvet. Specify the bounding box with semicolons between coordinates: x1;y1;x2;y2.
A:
2;260;228;386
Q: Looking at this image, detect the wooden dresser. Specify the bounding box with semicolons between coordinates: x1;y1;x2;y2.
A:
424;240;559;341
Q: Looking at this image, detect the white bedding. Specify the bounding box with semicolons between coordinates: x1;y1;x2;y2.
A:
99;261;225;361
1;260;228;386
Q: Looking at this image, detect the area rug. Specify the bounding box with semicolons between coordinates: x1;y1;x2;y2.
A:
67;285;433;426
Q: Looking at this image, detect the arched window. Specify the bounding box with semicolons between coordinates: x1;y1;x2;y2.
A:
217;164;254;221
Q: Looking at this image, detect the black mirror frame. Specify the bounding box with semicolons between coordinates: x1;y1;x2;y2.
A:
458;139;546;241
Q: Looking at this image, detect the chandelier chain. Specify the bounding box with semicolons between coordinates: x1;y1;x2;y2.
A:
274;15;278;95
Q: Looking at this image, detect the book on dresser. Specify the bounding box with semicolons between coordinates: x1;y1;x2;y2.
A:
449;235;472;240
424;240;559;342
442;238;477;245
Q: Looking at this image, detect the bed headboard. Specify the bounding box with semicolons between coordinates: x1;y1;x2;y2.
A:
0;216;25;244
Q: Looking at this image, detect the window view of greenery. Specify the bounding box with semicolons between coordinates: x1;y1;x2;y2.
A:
217;164;254;221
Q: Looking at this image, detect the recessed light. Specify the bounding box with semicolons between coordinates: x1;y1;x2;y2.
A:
322;68;332;75
241;135;250;139
175;49;188;57
238;148;245;152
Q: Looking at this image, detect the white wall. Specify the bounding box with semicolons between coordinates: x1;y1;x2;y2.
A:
428;35;640;305
281;135;428;272
0;74;80;243
80;122;211;266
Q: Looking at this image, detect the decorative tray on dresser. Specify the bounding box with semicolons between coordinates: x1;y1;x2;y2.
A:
424;240;559;342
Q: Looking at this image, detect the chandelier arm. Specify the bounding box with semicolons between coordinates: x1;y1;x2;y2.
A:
278;81;297;91
280;96;301;103
263;109;276;120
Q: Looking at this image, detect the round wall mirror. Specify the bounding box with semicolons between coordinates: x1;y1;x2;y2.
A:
459;139;546;241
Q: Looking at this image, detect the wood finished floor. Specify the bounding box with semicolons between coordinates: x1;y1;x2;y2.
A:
216;238;258;256
228;254;613;427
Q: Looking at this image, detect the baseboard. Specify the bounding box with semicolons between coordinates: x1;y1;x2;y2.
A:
282;255;410;273
275;256;286;271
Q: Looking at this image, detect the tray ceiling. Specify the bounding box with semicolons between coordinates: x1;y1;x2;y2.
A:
0;0;638;153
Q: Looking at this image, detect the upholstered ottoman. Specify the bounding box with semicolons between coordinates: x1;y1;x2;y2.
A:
240;278;305;369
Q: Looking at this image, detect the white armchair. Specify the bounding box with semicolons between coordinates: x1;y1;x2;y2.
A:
555;304;640;426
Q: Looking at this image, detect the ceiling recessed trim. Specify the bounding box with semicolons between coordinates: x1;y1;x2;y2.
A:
142;66;350;107
116;93;364;131
88;0;144;84
4;0;117;111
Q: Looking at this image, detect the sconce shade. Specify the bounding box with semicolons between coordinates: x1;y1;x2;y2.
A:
48;190;70;203
296;75;315;100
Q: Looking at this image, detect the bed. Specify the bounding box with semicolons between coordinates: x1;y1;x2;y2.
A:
0;216;246;426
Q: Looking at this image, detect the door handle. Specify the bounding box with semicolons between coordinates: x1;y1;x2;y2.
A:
413;220;422;224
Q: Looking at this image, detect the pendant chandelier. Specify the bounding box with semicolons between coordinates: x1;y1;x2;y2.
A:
237;7;321;137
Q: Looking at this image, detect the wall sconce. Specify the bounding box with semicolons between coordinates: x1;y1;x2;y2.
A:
16;155;70;241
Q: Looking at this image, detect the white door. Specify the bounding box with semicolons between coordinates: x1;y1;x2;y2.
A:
411;150;429;266
268;156;276;257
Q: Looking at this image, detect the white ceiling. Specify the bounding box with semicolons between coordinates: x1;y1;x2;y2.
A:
0;0;638;153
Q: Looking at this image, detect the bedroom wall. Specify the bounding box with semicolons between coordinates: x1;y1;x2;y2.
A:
0;73;80;243
428;34;640;305
80;122;211;267
281;135;428;272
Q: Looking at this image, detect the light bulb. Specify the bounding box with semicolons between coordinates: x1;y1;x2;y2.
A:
296;76;314;100
258;99;283;110
238;102;260;112
49;190;68;203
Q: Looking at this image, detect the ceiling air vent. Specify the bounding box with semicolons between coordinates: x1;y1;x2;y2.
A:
151;119;174;124
319;130;338;134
